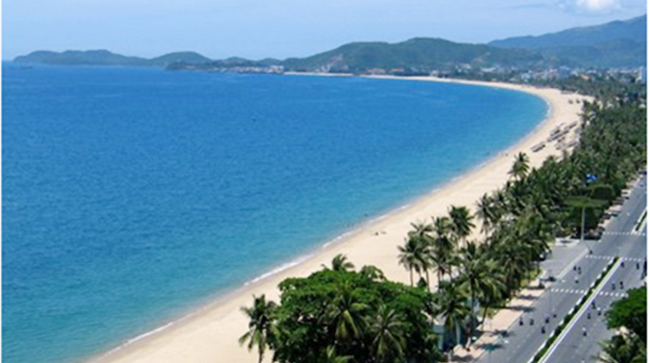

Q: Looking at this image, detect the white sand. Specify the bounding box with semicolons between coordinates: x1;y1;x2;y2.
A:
88;76;590;363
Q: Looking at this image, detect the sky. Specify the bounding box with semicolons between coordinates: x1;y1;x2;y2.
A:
2;0;647;60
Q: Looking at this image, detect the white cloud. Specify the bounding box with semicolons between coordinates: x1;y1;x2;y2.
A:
574;0;622;11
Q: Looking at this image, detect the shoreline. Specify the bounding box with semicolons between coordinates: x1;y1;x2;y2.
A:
87;76;590;363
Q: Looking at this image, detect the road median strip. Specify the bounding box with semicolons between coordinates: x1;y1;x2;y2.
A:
634;208;647;232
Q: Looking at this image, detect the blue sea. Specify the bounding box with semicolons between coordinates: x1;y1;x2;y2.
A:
2;63;547;363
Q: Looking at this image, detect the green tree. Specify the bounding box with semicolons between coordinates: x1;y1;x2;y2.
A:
430;216;456;284
509;152;530;181
367;305;407;362
409;221;434;239
398;236;428;286
489;227;531;294
359;265;386;282
436;280;470;357
319;346;352;363
323;254;356;272
272;265;442;363
606;287;647;341
239;294;278;363
448;205;475;247
475;193;497;236
476;263;507;325
326;282;368;342
595;332;646;363
457;241;504;340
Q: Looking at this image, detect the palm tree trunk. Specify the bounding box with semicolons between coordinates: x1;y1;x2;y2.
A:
469;290;476;347
425;270;431;291
481;305;490;328
409;269;414;286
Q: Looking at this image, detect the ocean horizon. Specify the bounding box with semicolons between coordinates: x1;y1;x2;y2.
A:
2;63;548;363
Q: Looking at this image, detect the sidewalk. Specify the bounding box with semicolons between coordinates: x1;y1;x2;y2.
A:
450;279;546;362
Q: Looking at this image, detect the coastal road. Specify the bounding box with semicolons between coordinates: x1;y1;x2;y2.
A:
539;223;646;363
476;175;647;363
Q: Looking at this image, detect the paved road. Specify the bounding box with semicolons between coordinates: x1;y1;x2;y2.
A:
541;225;646;363
476;175;647;363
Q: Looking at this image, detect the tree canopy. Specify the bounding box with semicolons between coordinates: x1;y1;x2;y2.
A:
605;286;647;341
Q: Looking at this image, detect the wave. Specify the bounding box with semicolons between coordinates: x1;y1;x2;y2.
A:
244;254;315;286
100;322;175;358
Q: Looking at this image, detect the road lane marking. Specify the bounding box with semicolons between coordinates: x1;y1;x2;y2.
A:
598;292;627;298
557;247;590;280
602;231;646;236
585;255;644;262
585;255;612;260
538;260;620;363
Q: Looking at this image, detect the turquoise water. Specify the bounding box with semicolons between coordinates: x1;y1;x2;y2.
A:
2;63;547;363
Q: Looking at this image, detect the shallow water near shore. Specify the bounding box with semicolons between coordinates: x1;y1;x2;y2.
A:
2;63;546;363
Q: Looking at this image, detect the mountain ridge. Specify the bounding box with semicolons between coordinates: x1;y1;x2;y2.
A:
489;14;646;49
13;49;213;67
13;14;647;70
487;15;646;68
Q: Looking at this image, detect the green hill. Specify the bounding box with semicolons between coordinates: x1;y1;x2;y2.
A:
13;49;151;66
13;15;646;71
489;15;646;68
150;52;213;66
14;50;213;67
282;38;547;73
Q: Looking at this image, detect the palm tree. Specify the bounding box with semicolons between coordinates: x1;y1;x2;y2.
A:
430;216;457;284
436;281;470;360
367;305;407;362
457;242;504;341
398;236;427;286
476;265;507;326
505;179;530;216
509;152;530;181
407;221;436;288
491;189;509;222
432;216;455;252
475;193;496;237
492;231;532;294
519;209;552;268
429;252;449;289
595;333;646;363
325;282;368;342
359;265;386;282
239;294;278;363
323;254;355;272
408;221;434;239
449;205;475;247
319;346;352;363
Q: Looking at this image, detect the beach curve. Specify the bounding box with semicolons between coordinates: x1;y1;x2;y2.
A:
87;76;591;363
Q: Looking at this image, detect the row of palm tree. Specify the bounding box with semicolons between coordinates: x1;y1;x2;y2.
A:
397;151;557;352
399;206;475;287
394;88;646;355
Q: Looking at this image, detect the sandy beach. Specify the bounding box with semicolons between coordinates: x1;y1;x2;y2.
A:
88;76;590;363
